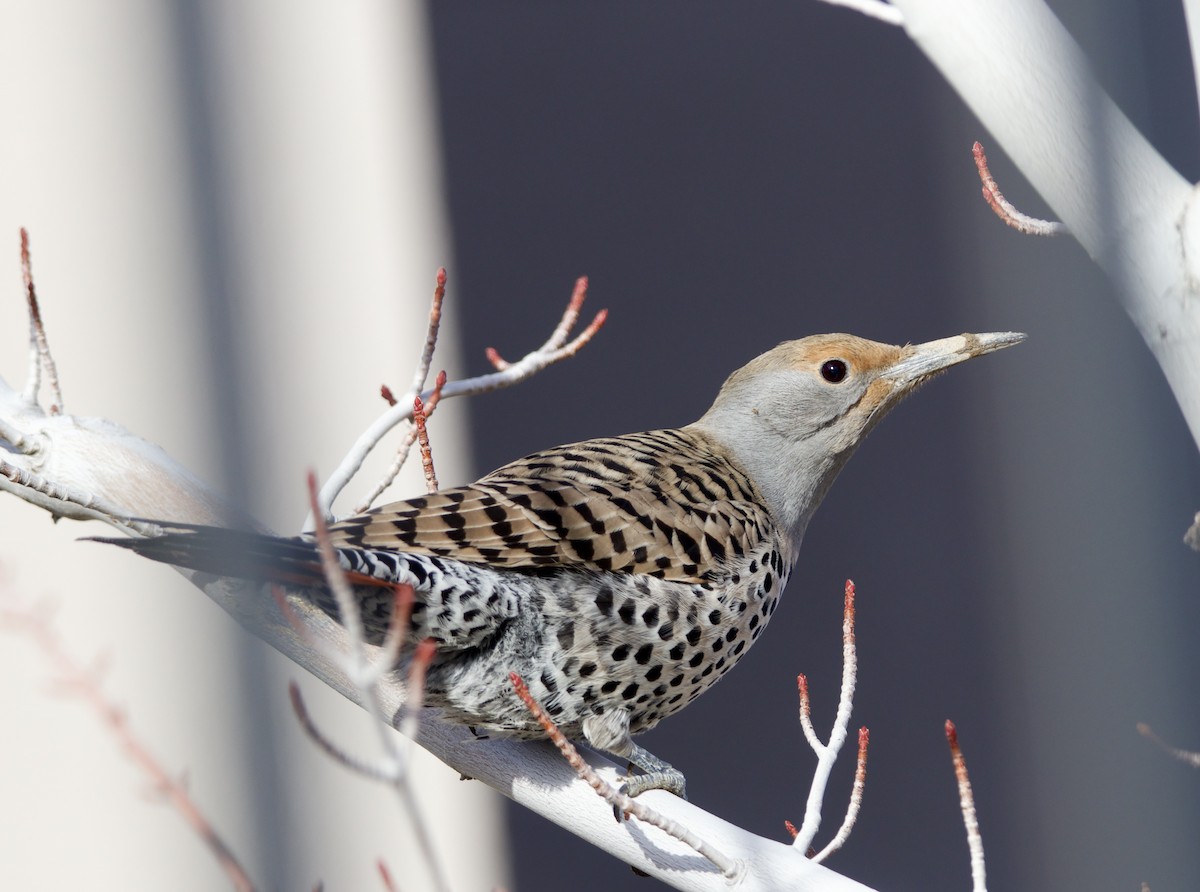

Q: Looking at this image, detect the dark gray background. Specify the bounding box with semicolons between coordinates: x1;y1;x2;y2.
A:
425;2;1200;890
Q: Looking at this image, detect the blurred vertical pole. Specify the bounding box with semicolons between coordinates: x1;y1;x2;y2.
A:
0;2;510;890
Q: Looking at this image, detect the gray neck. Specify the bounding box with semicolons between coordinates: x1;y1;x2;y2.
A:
685;415;855;568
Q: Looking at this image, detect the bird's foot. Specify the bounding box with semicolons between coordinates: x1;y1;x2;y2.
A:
612;742;687;819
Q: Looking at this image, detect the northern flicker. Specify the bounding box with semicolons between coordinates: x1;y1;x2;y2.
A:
102;331;1023;797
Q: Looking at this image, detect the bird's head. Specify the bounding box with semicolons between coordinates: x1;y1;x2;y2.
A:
690;331;1025;553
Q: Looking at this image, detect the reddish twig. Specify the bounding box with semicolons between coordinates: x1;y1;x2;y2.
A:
376;267;444;410
973;141;1066;237
2;603;257;892
796;673;819;749
1137;722;1200;767
378;583;416;671
289;681;395;783
377;860;399;892
398;639;437;742
946;720;987;892
509;672;740;880
412;268;446;393
485;277;607;369
413;395;438;493
19;228;64;413
355;370;447;513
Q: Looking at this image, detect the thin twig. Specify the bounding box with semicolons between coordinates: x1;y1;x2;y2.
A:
302;477;451;892
485;276;594;368
796;674;820;750
946;720;987;892
812;727;869;862
812;0;904;26
413;395;438;493
1137;722;1200;767
377;860;399;892
355;371;448;514
308;471;370;660
19;229;64;413
377;583;416;673
316;278;607;522
509;672;742;881
289;682;396;783
398;639;436;743
1;602;257;892
409;268;446;395
972;141;1066;236
793;580;860;855
302;474;451;892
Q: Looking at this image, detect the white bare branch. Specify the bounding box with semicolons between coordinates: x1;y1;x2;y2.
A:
814;0;904;26
813;728;869;863
793;581;862;856
881;0;1200;509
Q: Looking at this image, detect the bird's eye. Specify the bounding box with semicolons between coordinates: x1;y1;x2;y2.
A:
820;359;848;383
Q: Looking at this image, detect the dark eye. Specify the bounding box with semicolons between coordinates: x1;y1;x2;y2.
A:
820;359;848;383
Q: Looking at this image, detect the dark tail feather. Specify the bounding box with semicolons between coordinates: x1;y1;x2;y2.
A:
89;524;339;587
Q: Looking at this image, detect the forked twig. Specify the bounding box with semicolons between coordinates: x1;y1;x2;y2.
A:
294;473;450;892
792;580;864;856
318;275;606;521
485;277;604;368
812;727;869;862
973;141;1066;236
509;672;741;881
357;370;447;513
946;720;987;892
1;601;257;892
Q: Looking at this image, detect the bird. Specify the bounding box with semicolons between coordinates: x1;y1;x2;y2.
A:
100;331;1024;799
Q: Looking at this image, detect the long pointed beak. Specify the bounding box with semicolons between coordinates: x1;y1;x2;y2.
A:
884;331;1026;387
